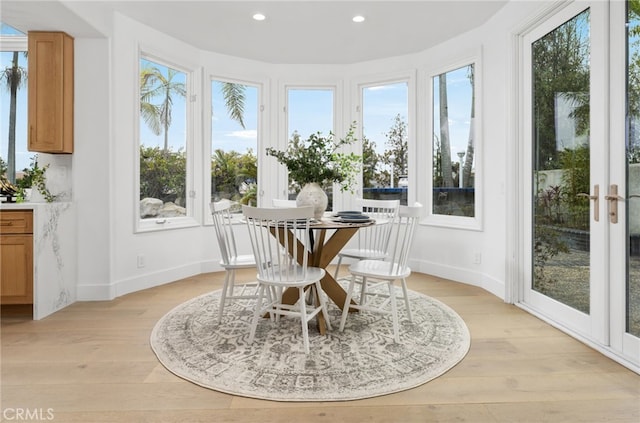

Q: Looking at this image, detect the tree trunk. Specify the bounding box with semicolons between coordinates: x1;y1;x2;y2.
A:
7;51;19;183
462;66;475;188
439;75;453;187
462;121;474;188
163;85;170;151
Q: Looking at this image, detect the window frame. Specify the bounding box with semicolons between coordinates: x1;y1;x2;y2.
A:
0;33;30;183
276;82;342;208
135;50;199;233
352;71;416;209
0;36;26;51
423;55;483;231
204;75;264;225
355;72;417;209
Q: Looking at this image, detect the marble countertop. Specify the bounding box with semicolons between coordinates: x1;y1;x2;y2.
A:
0;202;37;210
0;202;71;210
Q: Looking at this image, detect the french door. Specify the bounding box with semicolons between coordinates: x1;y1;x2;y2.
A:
522;0;639;369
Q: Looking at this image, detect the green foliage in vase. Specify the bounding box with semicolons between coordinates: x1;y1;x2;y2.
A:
266;122;362;192
19;156;56;203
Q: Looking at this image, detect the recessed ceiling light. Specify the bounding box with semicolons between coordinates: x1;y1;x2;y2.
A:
253;13;266;21
352;15;365;23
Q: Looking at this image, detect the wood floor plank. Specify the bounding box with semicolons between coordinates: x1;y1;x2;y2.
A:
1;361;159;385
486;398;640;423
1;271;638;423
2;382;233;412
46;404;498;423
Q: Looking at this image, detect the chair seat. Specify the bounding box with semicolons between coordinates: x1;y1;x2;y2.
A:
258;266;326;287
349;259;411;280
221;254;256;269
339;248;388;261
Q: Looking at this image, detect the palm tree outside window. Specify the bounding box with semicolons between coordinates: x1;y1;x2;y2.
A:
211;79;258;209
432;64;476;218
138;57;188;220
0;23;31;185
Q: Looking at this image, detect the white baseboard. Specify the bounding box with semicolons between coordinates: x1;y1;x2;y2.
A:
76;259;226;301
77;257;505;304
410;258;505;300
76;283;116;301
114;262;203;297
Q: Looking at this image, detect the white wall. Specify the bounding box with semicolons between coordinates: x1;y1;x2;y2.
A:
60;1;554;302
106;14;210;298
74;38;112;300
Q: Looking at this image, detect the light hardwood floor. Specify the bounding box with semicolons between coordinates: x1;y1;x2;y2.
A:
1;269;639;423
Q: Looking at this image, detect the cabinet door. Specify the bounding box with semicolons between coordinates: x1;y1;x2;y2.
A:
28;31;74;153
1;234;33;304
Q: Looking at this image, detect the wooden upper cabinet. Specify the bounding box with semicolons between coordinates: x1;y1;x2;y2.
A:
28;31;74;154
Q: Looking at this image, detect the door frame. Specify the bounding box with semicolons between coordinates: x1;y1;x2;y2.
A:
609;0;640;364
507;0;640;373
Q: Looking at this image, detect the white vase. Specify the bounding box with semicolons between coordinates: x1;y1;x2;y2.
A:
30;187;47;203
296;182;328;219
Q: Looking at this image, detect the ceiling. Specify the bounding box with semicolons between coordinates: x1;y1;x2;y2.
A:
1;1;508;64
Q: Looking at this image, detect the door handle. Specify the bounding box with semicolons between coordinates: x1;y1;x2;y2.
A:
604;184;624;224
577;184;599;222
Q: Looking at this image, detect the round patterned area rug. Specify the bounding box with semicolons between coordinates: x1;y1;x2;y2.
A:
150;282;470;402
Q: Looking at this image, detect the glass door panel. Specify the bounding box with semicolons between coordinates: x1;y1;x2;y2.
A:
531;9;591;313
625;1;640;343
627;150;640;339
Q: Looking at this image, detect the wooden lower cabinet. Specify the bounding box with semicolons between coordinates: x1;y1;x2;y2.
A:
1;211;33;305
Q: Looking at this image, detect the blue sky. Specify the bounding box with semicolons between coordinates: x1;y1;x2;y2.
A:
363;82;408;154
211;81;259;154
433;65;474;159
288;88;333;138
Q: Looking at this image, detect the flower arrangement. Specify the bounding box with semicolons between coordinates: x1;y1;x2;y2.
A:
266;122;361;192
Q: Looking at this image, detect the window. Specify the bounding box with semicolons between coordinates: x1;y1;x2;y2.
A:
0;23;32;187
211;79;259;210
361;81;409;205
138;56;190;226
430;63;480;227
286;88;335;207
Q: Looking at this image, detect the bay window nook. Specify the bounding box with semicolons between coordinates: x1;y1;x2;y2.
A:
1;0;638;388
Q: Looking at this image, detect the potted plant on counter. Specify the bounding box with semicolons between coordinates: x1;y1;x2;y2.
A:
266;122;361;218
19;156;56;203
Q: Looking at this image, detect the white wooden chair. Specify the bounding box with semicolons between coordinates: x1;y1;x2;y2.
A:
242;205;332;354
338;203;423;343
334;199;400;280
272;198;305;260
272;198;297;208
210;200;258;324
